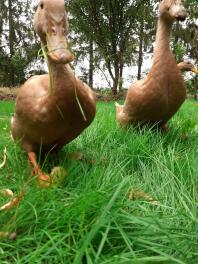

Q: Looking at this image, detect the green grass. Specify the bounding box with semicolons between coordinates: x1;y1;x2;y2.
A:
0;100;198;263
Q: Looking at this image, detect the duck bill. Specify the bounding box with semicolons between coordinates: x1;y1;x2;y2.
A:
175;11;187;22
192;68;198;74
47;35;75;64
173;4;187;21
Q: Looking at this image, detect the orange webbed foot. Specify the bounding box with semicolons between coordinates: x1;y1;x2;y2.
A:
28;152;51;188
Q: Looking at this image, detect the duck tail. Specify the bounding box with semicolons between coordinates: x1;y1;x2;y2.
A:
115;101;124;116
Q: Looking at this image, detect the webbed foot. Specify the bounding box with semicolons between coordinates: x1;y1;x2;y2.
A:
28;152;51;188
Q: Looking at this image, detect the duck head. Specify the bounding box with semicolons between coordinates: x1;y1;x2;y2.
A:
34;0;75;64
159;0;187;22
178;61;198;74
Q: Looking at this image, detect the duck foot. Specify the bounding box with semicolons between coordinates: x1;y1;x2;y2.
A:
28;152;51;188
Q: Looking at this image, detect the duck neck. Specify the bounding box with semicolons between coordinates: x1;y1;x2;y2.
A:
153;16;173;63
48;58;71;77
47;58;75;94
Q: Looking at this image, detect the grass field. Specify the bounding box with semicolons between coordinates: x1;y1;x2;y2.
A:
0;100;198;263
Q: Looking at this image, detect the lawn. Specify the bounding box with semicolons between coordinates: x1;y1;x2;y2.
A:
0;100;198;263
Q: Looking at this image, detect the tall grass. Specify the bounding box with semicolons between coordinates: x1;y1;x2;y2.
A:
0;100;197;263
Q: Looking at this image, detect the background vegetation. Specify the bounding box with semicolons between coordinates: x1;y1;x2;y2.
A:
0;0;197;93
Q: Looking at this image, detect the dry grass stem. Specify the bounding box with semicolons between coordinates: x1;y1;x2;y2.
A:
0;147;7;169
129;189;160;205
40;42;54;95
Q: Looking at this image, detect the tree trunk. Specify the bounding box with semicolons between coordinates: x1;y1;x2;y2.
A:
137;21;144;80
8;0;15;86
118;63;124;92
88;34;94;89
112;79;118;95
112;62;119;95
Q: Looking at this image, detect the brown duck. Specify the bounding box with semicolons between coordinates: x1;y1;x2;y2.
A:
11;0;96;187
116;0;192;128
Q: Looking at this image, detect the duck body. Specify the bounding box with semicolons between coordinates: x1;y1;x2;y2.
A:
116;0;188;128
10;0;96;187
123;52;186;126
12;65;96;154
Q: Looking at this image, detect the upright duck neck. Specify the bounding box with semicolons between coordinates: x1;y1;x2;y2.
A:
48;58;67;75
153;16;173;62
47;57;75;95
48;57;75;80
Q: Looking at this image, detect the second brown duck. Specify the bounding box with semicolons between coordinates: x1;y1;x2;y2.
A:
116;0;190;128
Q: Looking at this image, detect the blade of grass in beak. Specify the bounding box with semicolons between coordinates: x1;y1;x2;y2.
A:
41;42;54;95
192;68;198;74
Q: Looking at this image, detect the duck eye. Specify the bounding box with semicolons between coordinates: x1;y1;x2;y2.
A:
51;27;56;35
40;2;44;9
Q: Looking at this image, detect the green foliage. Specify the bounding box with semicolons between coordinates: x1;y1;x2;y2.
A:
173;0;198;64
186;76;198;100
69;0;156;93
0;0;38;86
173;43;185;63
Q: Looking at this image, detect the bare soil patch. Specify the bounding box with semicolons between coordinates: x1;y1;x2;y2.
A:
95;91;126;102
0;87;18;101
0;91;16;101
0;87;127;102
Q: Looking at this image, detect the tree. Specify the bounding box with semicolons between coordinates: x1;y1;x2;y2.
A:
134;1;156;80
68;0;95;89
69;0;152;94
0;0;39;86
0;0;197;90
172;0;198;64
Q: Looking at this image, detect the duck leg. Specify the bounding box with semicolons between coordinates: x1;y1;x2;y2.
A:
28;152;51;188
